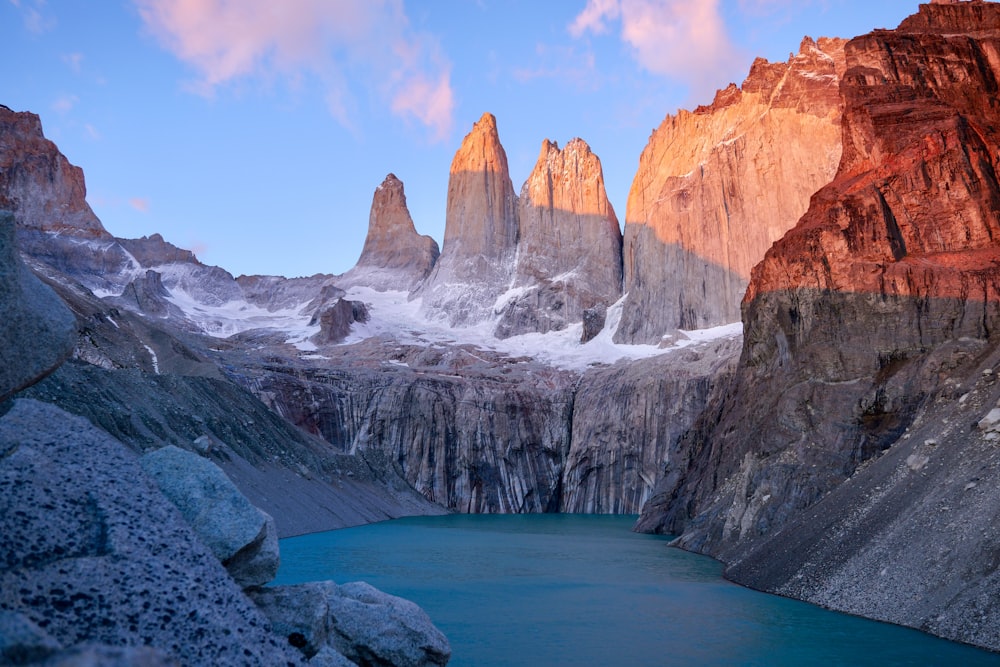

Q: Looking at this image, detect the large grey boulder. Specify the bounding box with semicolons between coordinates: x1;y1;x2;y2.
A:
251;581;451;666
139;445;279;588
0;399;301;665
0;209;75;402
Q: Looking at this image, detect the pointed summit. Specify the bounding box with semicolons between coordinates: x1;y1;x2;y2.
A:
494;137;622;340
417;112;519;325
339;173;439;291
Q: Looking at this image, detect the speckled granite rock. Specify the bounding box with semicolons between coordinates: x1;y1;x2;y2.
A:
252;581;451;667
0;210;75;402
140;445;280;589
0;399;301;665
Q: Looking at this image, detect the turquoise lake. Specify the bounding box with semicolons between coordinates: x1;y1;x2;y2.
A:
274;514;1000;666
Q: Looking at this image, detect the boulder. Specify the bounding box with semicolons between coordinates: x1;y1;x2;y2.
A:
251;581;451;667
0;399;300;665
139;445;280;588
0;209;75;402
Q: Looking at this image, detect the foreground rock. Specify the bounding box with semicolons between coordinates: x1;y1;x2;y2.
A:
0;210;75;402
252;582;451;667
0;400;301;665
615;36;845;342
637;2;1000;651
140;445;280;589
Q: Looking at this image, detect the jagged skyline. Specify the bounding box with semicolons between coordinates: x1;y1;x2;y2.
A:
3;1;916;278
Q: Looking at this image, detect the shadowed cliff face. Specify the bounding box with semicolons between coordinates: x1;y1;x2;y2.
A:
616;37;846;343
636;2;1000;651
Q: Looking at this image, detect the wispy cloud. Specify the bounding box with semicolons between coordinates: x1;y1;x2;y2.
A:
569;0;742;102
10;0;55;33
129;197;151;213
512;43;600;92
133;0;454;141
61;52;84;73
51;94;78;114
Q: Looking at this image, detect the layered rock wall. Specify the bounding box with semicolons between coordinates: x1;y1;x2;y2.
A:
616;37;846;343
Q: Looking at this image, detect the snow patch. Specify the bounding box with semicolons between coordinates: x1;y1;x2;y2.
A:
142;343;160;374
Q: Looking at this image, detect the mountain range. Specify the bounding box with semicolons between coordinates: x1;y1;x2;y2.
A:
4;0;1000;660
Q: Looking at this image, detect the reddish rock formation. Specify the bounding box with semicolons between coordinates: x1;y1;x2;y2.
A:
637;3;1000;648
616;37;846;343
417;113;519;325
339;173;439;292
0;106;106;237
495;138;622;339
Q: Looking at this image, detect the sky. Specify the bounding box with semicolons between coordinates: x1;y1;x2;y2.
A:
3;0;919;279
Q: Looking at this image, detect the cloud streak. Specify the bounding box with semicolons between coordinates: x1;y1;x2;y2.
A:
569;0;742;102
133;0;454;141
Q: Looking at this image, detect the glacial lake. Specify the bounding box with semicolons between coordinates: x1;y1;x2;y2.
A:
274;514;1000;666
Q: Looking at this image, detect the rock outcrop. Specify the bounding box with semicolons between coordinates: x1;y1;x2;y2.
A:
0;209;75;402
494;138;622;339
338;174;440;292
252;582;451;667
0;106;104;237
140;445;280;589
637;1;1000;651
0;399;303;665
615;37;846;343
417;113;519;325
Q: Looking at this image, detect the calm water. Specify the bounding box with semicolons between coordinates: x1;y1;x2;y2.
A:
275;514;1000;666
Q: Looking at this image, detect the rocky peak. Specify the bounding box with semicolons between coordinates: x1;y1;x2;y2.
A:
615;35;846;343
0;106;106;237
338;173;439;292
901;0;1000;34
637;5;1000;643
494;137;622;339
417;112;519;325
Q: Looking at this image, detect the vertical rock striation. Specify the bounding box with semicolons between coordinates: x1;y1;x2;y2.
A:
637;1;1000;651
417;113;519;325
494;138;622;340
338;173;440;292
616;37;846;343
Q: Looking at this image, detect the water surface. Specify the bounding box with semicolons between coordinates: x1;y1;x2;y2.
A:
275;514;1000;666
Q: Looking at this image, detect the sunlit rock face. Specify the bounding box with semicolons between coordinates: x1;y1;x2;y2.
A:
417;112;519;326
616;37;846;343
494;138;623;340
638;2;1000;652
338;173;440;292
0;106;105;237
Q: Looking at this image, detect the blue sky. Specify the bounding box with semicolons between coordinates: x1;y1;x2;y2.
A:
3;1;917;279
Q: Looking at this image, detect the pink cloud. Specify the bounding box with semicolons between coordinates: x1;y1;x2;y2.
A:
129;197;151;213
51;94;79;114
133;0;453;140
569;0;742;101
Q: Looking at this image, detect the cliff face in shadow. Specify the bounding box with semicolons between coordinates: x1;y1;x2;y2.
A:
636;2;1000;651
